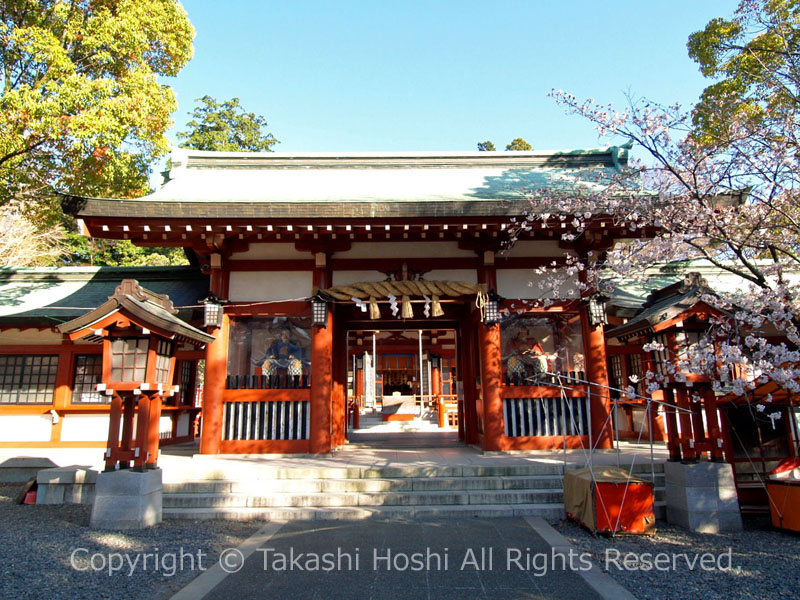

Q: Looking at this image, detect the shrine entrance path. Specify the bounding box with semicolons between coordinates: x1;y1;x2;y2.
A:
171;516;633;600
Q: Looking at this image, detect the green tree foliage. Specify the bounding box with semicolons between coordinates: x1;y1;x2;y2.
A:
0;0;195;206
477;138;533;151
505;137;532;151
0;0;194;266
64;235;187;267
177;96;278;151
687;0;800;145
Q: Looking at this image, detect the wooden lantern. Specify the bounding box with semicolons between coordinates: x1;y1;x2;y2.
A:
59;280;214;471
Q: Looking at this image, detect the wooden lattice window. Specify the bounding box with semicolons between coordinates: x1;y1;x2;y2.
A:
650;333;671;376
0;355;59;404
72;354;106;403
179;360;196;405
110;338;149;382
154;340;173;384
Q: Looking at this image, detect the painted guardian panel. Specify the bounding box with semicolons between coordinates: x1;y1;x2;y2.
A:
501;313;585;384
227;317;312;389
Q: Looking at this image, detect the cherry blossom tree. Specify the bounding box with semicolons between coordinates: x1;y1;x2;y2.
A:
517;0;800;405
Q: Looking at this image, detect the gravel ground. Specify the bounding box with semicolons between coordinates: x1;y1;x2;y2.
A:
0;484;260;600
557;517;800;599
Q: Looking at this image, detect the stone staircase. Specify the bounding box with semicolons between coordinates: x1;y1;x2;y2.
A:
162;462;665;522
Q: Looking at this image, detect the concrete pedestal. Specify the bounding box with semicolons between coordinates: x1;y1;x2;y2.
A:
36;466;98;505
665;461;742;533
0;457;58;483
90;468;163;530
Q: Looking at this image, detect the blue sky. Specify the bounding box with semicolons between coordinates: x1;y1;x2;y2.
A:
164;0;736;154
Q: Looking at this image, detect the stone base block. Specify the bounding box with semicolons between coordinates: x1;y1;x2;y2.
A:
90;469;162;530
665;461;742;533
36;466;98;505
0;457;58;483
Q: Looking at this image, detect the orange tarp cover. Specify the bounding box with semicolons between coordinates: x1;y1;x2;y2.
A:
564;466;655;534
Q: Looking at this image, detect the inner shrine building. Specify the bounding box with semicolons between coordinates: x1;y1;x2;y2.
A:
66;147;639;455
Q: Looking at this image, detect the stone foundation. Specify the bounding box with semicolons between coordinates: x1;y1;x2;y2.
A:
665;461;742;533
90;468;163;529
36;466;98;505
0;457;58;483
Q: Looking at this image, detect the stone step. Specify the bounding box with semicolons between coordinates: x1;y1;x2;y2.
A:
163;503;567;522
162;474;569;495
162;462;590;483
163;489;564;509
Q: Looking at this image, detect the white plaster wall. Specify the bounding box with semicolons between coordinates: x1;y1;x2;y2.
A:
338;242;475;259
177;413;191;437
497;269;579;300
159;415;173;437
60;414;110;442
0;414;52;442
425;269;478;284
332;271;386;286
229;243;307;260
228;271;313;302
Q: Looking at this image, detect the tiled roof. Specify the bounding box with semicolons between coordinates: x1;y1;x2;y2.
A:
58;279;214;346
0;266;208;326
70;147;630;220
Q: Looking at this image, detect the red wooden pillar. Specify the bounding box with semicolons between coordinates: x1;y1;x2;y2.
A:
675;387;698;461
145;394;162;468
702;385;724;461
432;363;444;428
121;396;136;459
331;314;346;447
353;365;364;429
310;253;333;453
662;388;682;461
104;393;124;471
199;313;228;454
459;318;478;444
478;253;504;451
479;321;505;451
581;303;613;449
311;306;333;453
200;255;228;455
133;394;151;469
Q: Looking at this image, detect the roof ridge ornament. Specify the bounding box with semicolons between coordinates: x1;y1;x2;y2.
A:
112;279;177;314
679;272;709;293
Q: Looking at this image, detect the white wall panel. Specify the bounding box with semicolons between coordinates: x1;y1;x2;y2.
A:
0;415;52;442
228;271;313;302
332;271;385;286
503;240;571;258
424;270;478;284
60;414;110;442
497;269;579;300
229;243;306;260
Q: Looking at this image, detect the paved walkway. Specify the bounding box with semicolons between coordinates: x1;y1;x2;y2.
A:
0;439;669;481
0;437;654;599
170;517;634;600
